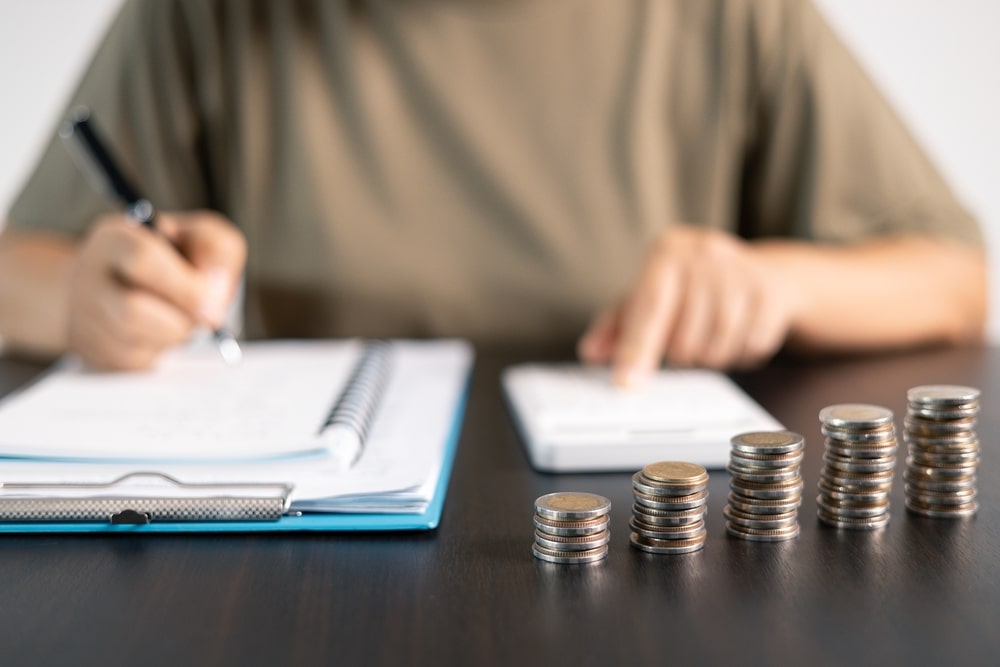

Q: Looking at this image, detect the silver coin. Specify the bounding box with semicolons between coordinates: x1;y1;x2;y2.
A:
822;452;896;474
629;517;707;541
909;406;979;421
821;424;897;443
816;495;890;519
633;488;709;511
725;521;800;542
904;485;977;505
905;459;978;479
534;529;612;552
823;425;897;439
904;498;979;518
820;465;896;481
730;431;805;455
729;478;804;500
817;509;891;530
532;543;609;564
723;506;798;530
535;492;611;521
727;491;802;515
726;462;802;484
902;473;976;493
729;449;805;470
632;504;706;526
904;415;977;435
904;430;978;447
817;480;891;504
824;440;897;460
906;441;980;457
533;515;610;537
820;404;894;429
907;384;980;406
908;452;980;470
632;471;704;498
629;531;706;554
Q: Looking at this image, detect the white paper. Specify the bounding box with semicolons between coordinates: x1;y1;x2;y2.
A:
0;340;473;513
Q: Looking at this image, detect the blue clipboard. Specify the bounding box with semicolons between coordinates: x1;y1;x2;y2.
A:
0;384;468;534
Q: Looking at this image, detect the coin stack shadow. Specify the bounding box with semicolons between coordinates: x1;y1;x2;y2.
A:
904;385;981;518
629;461;709;554
816;404;897;530
724;431;805;542
533;492;611;564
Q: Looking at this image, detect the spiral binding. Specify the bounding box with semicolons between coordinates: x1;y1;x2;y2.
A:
320;340;394;447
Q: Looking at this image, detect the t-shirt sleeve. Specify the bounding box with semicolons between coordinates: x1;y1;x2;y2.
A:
738;0;981;246
6;0;209;238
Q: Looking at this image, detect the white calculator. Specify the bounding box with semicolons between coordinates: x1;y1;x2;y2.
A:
502;364;783;472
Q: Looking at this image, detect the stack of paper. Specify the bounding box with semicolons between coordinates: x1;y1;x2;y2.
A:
0;340;473;521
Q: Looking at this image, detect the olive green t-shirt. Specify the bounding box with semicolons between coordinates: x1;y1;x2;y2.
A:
7;0;981;344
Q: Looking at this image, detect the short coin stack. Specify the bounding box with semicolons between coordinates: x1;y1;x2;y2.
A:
903;385;981;518
725;431;805;542
816;404;897;530
629;461;709;554
532;492;611;564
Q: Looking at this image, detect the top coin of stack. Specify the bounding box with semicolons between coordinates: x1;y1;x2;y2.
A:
629;461;709;555
816;404;897;530
903;385;981;518
725;431;805;542
533;492;611;564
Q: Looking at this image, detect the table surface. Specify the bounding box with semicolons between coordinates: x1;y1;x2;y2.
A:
0;345;997;666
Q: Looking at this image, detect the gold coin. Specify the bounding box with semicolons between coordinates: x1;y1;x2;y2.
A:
642;461;709;487
731;431;804;455
534;492;611;520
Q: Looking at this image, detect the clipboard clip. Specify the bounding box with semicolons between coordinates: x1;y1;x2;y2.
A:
111;509;151;525
0;472;294;524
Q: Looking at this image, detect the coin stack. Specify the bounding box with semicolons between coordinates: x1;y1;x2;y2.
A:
724;431;805;542
532;492;611;564
816;404;897;530
903;385;981;518
629;461;709;555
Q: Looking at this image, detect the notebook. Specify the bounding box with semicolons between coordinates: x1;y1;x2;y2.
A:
0;339;473;532
502;364;783;472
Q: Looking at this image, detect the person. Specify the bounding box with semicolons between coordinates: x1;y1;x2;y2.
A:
0;0;986;385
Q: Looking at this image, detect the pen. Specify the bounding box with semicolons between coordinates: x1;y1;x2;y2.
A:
59;106;242;365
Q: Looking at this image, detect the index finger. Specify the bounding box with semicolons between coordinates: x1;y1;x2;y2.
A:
612;258;684;386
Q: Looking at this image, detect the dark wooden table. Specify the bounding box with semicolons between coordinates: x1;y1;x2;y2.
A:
0;346;997;666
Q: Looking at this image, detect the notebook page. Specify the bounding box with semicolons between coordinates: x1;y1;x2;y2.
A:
0;341;363;461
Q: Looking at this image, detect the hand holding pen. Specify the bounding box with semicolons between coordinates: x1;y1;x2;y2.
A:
59;108;246;370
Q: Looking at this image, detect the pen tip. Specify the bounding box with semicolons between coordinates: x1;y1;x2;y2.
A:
215;332;243;366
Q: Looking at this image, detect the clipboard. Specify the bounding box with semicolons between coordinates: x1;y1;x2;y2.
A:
0;340;471;533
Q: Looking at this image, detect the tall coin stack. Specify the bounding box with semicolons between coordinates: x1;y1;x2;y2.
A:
532;492;611;564
629;461;709;555
725;431;805;542
816;404;897;530
903;385;981;518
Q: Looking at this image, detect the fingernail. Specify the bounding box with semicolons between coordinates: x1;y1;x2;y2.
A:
200;268;231;325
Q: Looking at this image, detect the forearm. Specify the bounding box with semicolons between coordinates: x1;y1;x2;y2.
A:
0;228;76;359
756;234;987;352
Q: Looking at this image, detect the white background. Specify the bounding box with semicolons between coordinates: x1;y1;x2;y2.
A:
1;0;998;339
